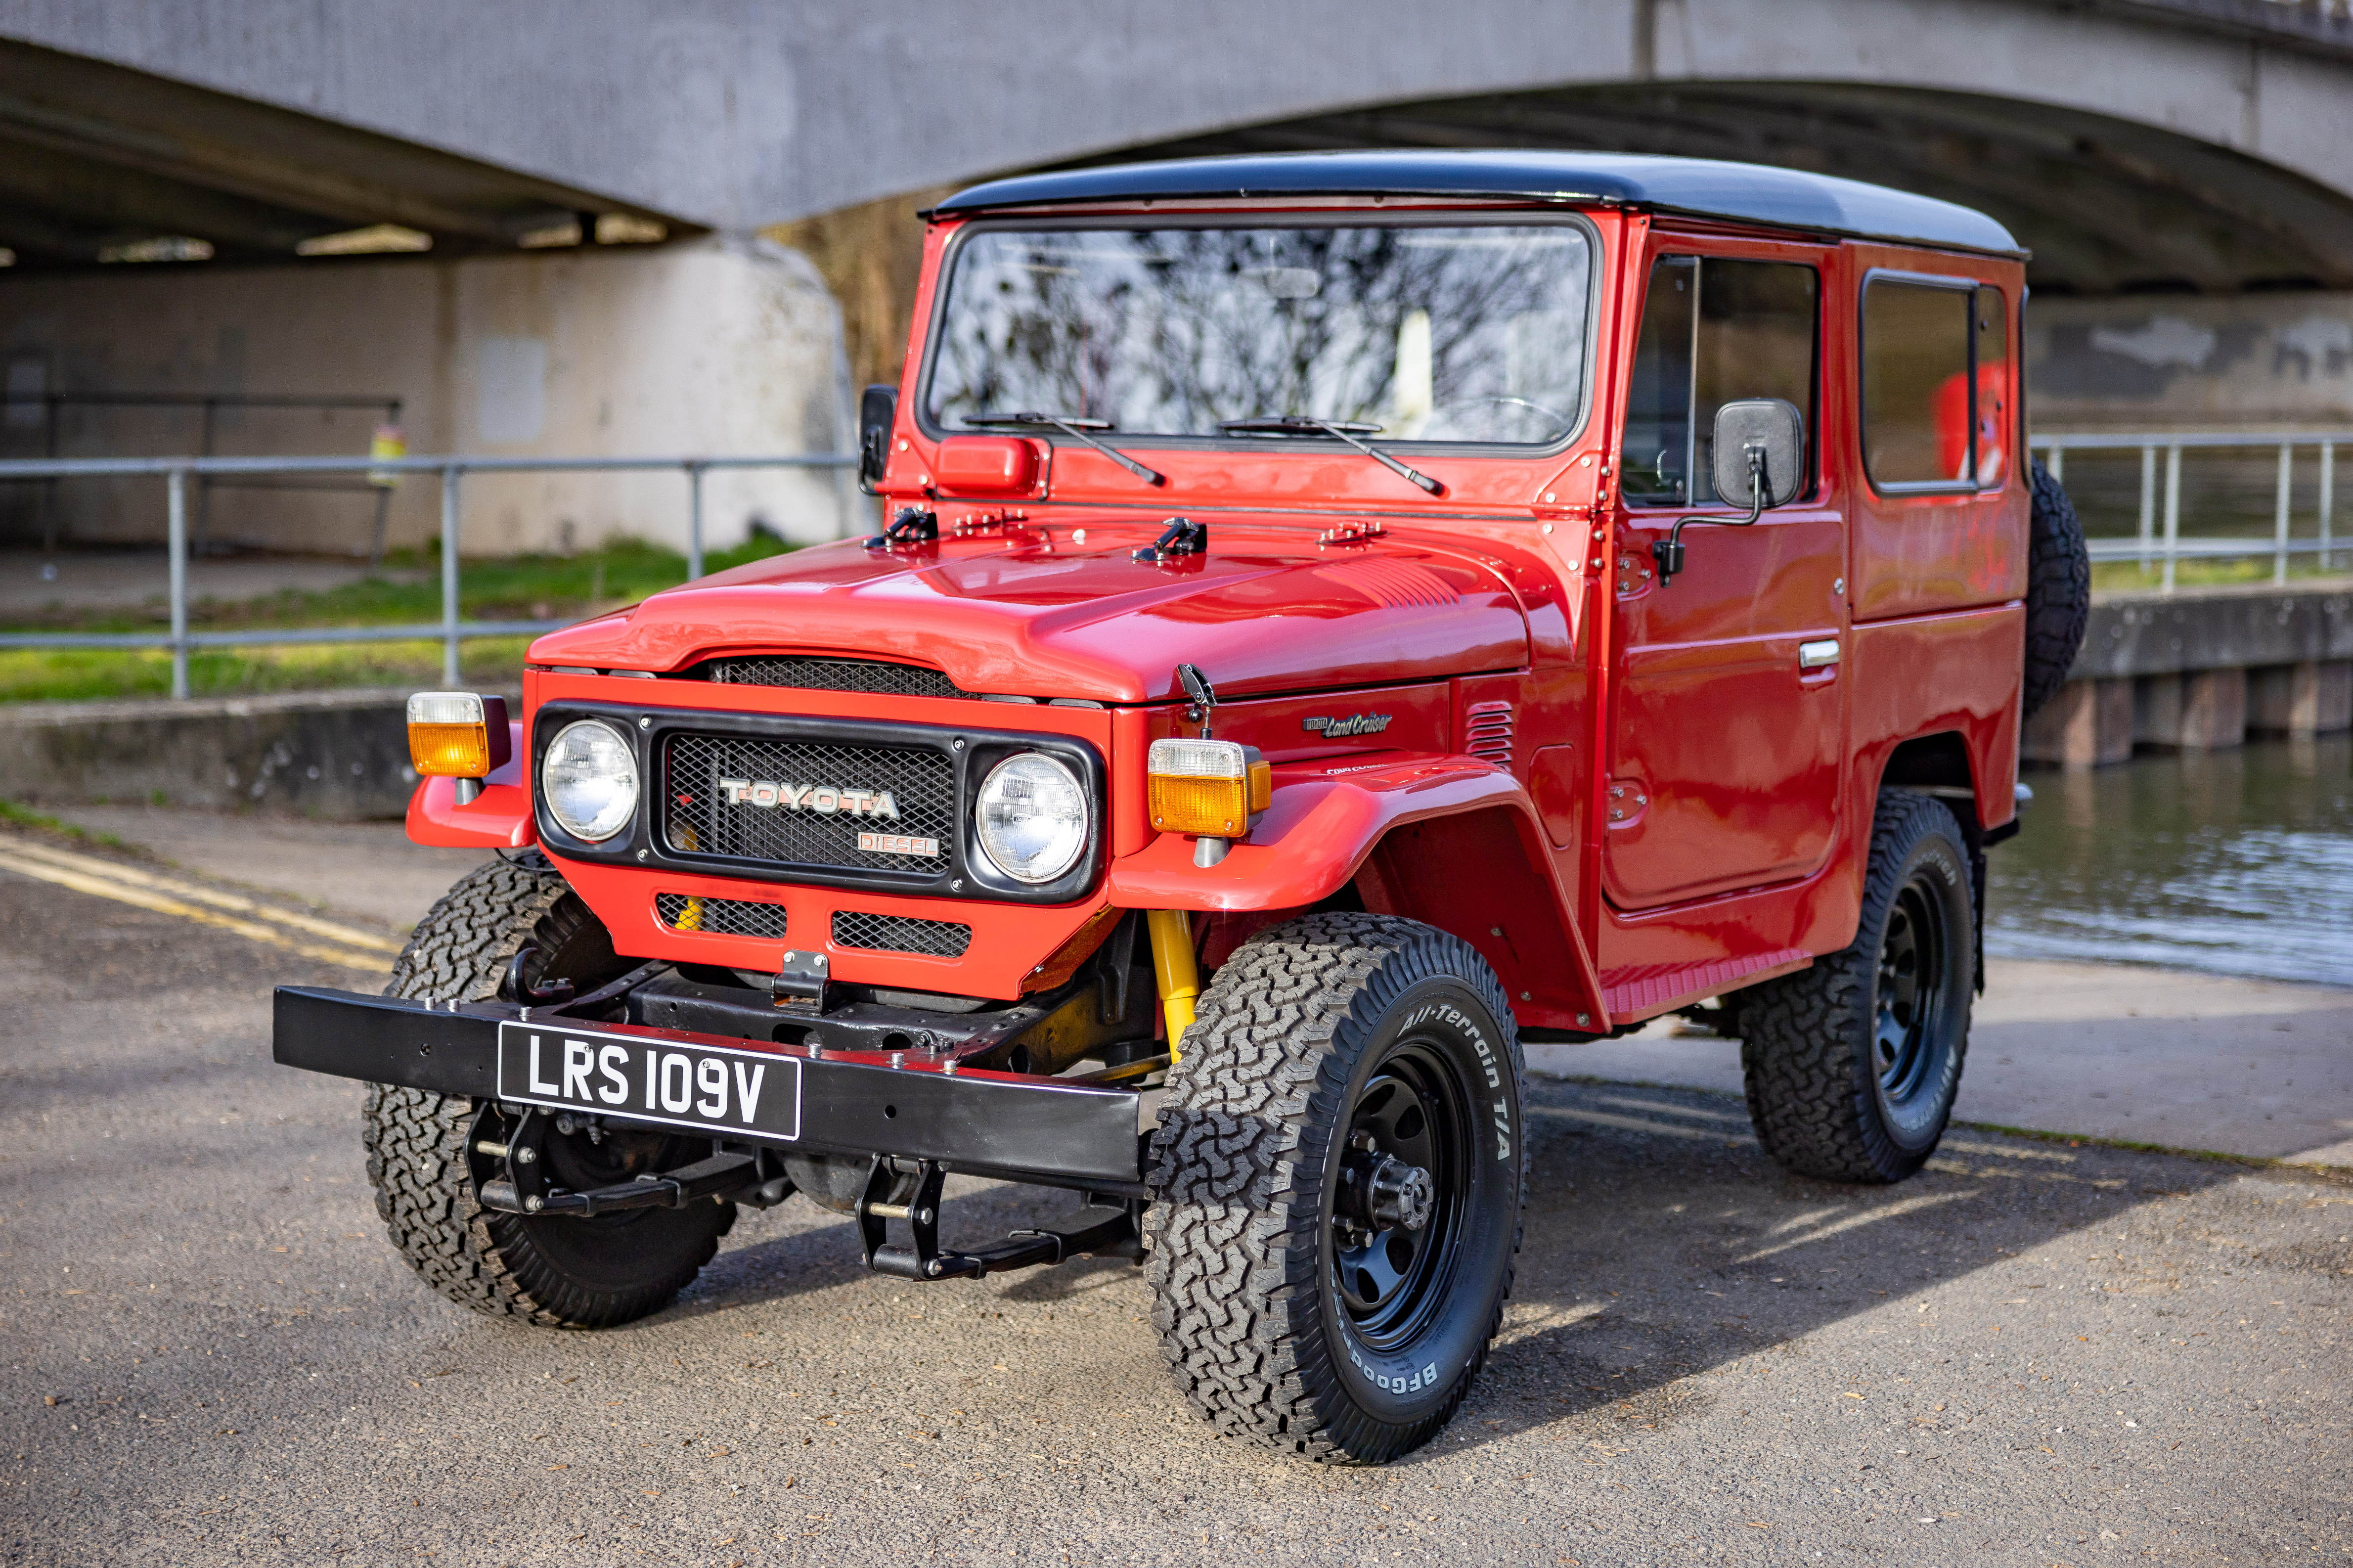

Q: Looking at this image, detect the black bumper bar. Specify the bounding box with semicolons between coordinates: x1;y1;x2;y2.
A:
272;986;1148;1194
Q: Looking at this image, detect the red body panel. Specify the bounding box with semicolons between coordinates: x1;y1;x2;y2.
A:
407;723;535;849
411;198;2028;1032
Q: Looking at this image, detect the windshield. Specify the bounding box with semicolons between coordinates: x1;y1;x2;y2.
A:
923;222;1594;447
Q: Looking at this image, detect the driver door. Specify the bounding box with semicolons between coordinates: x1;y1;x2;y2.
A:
1605;245;1848;910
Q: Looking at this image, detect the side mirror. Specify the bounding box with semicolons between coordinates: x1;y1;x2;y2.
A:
1709;398;1805;510
857;384;897;493
1653;399;1808;587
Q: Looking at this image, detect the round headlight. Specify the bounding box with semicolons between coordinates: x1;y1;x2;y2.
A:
974;752;1088;885
540;720;639;843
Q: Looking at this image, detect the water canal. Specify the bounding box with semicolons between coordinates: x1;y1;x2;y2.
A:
1988;734;2353;987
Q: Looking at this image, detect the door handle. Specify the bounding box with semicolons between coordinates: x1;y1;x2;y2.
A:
1798;639;1841;671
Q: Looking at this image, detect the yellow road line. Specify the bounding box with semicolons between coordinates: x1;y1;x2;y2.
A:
2;837;401;954
0;852;386;972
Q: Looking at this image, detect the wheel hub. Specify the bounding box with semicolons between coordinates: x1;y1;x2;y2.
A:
1340;1147;1433;1233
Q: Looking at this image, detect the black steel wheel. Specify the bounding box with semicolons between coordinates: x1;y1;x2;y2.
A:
1147;912;1525;1464
362;855;735;1328
1738;791;1975;1182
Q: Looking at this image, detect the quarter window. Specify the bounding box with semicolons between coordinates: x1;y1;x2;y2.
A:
1622;255;1819;506
1863;276;2006;491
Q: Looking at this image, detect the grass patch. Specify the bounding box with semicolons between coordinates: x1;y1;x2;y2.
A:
1;534;795;703
2091;556;2353;592
0;798;125;849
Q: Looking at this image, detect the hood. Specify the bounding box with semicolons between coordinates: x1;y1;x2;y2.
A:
530;514;1529;703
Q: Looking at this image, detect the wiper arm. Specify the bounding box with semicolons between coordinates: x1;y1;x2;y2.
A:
964;412;1164;487
1216;415;1443;495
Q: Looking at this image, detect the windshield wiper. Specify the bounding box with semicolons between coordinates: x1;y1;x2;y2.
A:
964;412;1164;486
1216;415;1442;495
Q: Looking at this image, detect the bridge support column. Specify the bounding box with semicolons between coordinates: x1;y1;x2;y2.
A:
2249;661;2353;737
2135;669;2247;752
2023;677;2134;769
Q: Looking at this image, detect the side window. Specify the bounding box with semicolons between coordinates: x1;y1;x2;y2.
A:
1974;286;2009;488
1622;254;1820;507
1862;276;1998;490
1621;257;1694;505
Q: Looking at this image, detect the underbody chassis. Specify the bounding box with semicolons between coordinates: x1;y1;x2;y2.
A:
273;975;1152;1282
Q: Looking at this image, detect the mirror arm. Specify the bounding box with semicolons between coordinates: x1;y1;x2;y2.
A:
1651;444;1769;586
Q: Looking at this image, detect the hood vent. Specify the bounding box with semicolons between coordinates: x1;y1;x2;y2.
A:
1464;700;1514;768
698;655;974;701
1317;559;1457;611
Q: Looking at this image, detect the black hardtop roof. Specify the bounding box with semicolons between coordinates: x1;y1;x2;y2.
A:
934;150;2024;258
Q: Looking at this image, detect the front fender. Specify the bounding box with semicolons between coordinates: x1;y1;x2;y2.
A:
1105;753;1517;913
1106;753;1608;1030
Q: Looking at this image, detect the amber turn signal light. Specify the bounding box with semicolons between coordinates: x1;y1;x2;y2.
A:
1147;738;1272;837
406;691;512;778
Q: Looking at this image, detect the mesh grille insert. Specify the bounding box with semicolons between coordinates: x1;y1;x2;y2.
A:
701;655;971;700
832;910;972;958
662;731;954;875
655;893;789;940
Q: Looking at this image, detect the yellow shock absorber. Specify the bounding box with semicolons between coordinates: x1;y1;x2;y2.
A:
1146;908;1201;1061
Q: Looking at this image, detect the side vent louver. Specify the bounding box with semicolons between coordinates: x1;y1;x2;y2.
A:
1464;700;1514;769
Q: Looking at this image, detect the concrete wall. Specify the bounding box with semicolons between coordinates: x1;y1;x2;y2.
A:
2029;292;2353;433
0;235;858;555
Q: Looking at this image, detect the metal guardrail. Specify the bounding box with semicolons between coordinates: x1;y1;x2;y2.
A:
0;453;855;697
2036;432;2344;592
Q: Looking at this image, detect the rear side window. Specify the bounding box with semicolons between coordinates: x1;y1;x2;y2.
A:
1622;255;1819;506
1863;276;2006;491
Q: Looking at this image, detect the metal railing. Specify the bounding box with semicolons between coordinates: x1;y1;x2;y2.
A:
0;452;855;698
2035;432;2345;591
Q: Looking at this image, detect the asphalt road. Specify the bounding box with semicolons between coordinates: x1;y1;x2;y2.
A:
2;827;2349;1566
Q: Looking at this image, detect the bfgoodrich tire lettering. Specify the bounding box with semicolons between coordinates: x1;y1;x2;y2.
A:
1738;792;1975;1183
362;853;733;1329
1146;912;1525;1463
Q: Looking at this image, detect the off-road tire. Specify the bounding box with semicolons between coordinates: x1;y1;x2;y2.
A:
362;854;732;1328
1739;792;1975;1183
1146;913;1525;1464
2023;458;2091;719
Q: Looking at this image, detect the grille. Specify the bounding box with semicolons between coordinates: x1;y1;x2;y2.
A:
701;655;972;700
832;910;972;958
655;893;789;940
1464;699;1514;768
662;731;955;875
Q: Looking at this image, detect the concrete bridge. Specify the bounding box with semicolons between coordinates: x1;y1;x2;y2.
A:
4;0;2353;555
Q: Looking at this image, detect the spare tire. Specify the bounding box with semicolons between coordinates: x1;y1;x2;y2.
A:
2022;458;2091;718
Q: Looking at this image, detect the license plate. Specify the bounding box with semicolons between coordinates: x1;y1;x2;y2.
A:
495;1021;802;1140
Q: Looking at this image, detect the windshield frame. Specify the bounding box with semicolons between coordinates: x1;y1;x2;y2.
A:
912;209;1605;460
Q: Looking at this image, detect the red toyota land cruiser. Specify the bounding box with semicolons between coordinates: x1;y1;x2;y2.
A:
276;151;2088;1464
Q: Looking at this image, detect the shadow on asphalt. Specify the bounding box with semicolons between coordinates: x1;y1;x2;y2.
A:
1411;1075;2256;1462
651;1070;2265;1464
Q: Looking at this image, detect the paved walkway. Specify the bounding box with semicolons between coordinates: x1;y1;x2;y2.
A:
1527;958;2353;1167
0;549;426;619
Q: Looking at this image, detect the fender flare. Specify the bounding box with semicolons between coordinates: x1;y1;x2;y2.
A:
1104;754;1607;1030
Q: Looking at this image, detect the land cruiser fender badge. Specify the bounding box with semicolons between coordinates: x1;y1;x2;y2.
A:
1302;714;1393;738
716;777;900;818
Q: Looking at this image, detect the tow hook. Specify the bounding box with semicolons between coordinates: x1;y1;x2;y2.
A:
857;1156;1142;1282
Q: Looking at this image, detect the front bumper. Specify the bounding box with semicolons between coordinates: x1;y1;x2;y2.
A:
272;986;1150;1195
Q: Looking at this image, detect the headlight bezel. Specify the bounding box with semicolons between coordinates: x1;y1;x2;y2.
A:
527;701;1106;905
539;717;641;843
971;750;1091;886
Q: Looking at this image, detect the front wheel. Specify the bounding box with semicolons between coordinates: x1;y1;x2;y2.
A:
1146;913;1525;1463
362;855;734;1328
1739;791;1975;1182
